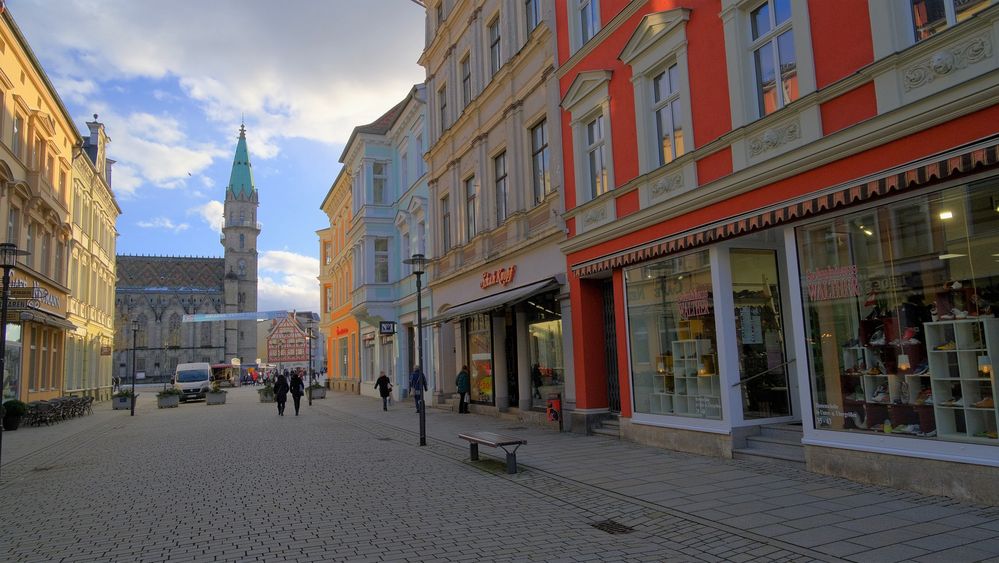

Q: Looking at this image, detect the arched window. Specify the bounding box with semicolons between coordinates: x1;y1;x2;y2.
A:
200;324;212;347
136;314;148;348
238;259;246;277
168;313;181;347
239;233;245;249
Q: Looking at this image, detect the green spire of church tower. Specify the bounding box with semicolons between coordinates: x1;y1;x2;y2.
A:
227;123;256;198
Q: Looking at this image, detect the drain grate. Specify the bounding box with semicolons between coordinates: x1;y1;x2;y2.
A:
591;519;634;535
376;437;392;441
504;426;527;431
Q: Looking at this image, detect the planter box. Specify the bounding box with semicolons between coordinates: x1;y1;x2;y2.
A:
157;395;180;409
206;392;227;405
309;387;327;400
258;391;275;403
112;396;135;410
2;415;22;431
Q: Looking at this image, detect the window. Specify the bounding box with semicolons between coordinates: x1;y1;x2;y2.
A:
653;64;685;166
374;238;389;283
911;0;990;41
465;176;477;240
415;134;425;176
11;113;22;159
494;152;508;224
527;0;541;32
373;162;387;204
461;55;472;108
441;194;452;252
325;286;333;313
54;241;63;284
40;233;50;276
239;233;245;250
438;84;448;133
750;0;797;117
578;0;600;44
324;241;332;265
168;313;181;347
25;222;34;269
531;120;551;204
7;206;17;244
488;18;502;76
401;152;409;189
585;114;608;199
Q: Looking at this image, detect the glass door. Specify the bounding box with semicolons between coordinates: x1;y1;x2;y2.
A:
731;249;792;418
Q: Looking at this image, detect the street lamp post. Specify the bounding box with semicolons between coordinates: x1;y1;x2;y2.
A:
130;320;139;417
0;242;29;479
307;326;314;407
403;253;427;446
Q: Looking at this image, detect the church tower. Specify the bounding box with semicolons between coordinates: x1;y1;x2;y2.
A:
222;124;260;364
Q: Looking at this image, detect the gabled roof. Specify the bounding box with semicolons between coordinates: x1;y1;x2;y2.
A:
116;255;225;291
226;124;256;199
339;87;417;163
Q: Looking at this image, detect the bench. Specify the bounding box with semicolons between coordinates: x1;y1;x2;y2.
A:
458;431;527;474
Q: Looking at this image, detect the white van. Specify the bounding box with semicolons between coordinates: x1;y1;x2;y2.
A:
174;362;212;402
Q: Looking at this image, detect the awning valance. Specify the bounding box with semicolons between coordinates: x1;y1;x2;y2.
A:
572;136;999;277
430;278;560;324
19;310;76;330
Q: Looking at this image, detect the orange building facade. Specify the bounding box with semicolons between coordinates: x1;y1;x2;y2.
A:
319;171;360;394
558;0;999;502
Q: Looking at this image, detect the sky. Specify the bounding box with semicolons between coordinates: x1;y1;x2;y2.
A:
11;0;427;313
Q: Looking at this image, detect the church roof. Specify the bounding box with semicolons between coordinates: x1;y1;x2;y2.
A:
226;124;256;199
116;255;225;291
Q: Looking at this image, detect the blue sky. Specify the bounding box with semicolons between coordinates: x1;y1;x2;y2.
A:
12;0;426;312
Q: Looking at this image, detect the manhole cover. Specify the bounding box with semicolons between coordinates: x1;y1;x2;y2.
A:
591;519;634;535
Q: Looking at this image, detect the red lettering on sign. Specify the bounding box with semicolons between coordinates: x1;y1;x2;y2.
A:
480;265;517;290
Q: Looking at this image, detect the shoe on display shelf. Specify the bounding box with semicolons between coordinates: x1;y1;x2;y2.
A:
842;337;860;348
916;429;937;437
940;397;964;407
971;396;994;409
914;388;933;405
868;328;886;346
912;363;929;375
935;341;957;351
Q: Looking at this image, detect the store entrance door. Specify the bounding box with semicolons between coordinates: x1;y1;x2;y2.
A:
505;311;519;408
602;280;621;412
731;248;793;419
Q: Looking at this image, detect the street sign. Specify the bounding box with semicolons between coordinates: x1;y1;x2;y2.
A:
379;321;396;335
9;287;34;300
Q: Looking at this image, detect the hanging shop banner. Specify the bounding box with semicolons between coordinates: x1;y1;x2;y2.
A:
183;310;289;323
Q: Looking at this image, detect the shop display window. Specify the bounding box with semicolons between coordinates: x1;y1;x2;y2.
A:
2;323;22;398
466;314;494;404
526;291;564;408
625;249;722;420
798;181;999;444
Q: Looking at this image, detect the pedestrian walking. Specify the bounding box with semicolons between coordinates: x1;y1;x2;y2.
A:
374;371;392;411
273;371;290;416
289;369;305;416
531;363;544;400
456;365;470;414
409;365;427;414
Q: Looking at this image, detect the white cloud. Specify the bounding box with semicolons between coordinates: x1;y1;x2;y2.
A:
189;201;224;233
14;0;425;152
258;250;320;313
52;77;96;104
136;217;189;233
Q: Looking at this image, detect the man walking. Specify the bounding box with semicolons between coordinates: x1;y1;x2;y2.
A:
409;365;427;414
456;365;470;414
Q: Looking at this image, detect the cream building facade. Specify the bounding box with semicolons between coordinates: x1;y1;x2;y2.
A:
420;1;573;416
67;117;119;400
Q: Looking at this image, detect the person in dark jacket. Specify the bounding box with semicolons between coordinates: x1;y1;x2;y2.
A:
455;365;470;414
409;365;427;413
289;369;305;416
273;372;290;416
374;371;392;411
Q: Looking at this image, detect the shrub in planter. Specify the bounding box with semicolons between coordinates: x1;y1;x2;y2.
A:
308;382;327;399
258;382;275;403
112;389;135;410
206;380;227;405
156;387;182;409
2;399;27;430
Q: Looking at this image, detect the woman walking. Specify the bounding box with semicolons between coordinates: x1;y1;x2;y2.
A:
456;365;470;414
274;371;290;416
374;371;392;411
289;369;305;416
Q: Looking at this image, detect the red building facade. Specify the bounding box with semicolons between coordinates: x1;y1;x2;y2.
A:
557;0;999;502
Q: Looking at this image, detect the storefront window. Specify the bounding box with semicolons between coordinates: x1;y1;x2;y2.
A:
798;181;999;444
466;314;493;404
526;292;563;408
626;250;721;419
2;324;22;398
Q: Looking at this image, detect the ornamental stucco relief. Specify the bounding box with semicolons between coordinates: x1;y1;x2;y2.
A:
903;35;992;91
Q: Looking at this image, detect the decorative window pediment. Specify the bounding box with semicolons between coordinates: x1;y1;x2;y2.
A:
561;70;613;112
619;9;691;68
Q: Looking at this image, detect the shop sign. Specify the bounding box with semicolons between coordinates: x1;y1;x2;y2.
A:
481;265;516;290
379;321;396;335
805;266;861;302
100;346;112;356
10;278;61;311
335;326;350;336
677;286;712;319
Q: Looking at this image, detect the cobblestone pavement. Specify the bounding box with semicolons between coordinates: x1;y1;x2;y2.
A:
1;387;997;562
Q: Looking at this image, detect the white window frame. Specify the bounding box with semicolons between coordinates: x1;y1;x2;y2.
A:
530;120;551;204
567;0;601;53
494;151;508;225
526;0;542;33
460;54;472;109
441;193;452;253
720;0;816;128
584;114;608;200
561;70;615;205
374;237;390;284
748;0;797;117
372;161;387;204
488;17;502;76
438;84;448;134
464;175;477;241
868;0;996;60
620;9;696;175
